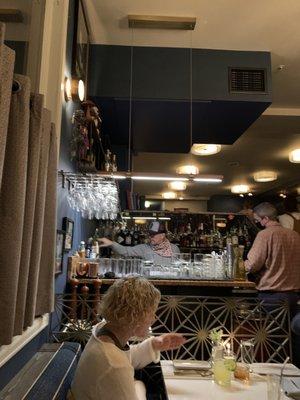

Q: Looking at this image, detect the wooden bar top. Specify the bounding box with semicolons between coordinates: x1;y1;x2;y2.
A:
71;277;256;288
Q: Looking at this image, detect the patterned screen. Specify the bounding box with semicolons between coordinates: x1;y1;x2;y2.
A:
50;294;291;363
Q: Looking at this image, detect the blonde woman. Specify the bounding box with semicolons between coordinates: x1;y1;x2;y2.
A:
70;276;185;400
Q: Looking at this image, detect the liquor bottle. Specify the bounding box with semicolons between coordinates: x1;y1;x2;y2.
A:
231;229;239;246
111;154;118;172
104;149;111;172
115;227;125;244
125;228;132;246
236;245;246;280
133;225;140;246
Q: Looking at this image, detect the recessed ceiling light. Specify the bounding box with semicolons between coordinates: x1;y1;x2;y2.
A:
179;197;184;200
248;193;253;196
176;165;199;175
162;191;177;199
289;149;300;163
144;201;151;208
168;181;187;191
191;144;221;156
239;194;244;197
231;184;249;194
253;171;277;182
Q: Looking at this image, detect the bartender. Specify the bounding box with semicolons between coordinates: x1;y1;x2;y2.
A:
99;221;180;265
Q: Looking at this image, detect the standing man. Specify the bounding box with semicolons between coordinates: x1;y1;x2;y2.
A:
99;221;180;265
245;202;300;315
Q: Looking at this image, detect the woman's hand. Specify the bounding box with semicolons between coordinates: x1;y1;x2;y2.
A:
98;237;113;247
152;333;186;352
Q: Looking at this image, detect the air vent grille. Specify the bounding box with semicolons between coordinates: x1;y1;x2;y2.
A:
229;68;266;93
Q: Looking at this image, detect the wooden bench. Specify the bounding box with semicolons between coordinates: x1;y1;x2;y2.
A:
0;342;81;400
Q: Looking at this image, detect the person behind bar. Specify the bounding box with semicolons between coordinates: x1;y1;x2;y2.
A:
278;196;300;232
69;276;185;400
98;221;180;265
245;202;300;316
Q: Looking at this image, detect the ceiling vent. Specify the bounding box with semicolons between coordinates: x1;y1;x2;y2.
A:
229;68;266;93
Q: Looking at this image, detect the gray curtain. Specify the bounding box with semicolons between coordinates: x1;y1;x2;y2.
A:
0;23;15;188
35;123;58;317
0;74;31;345
24;109;52;329
14;94;44;335
0;22;58;345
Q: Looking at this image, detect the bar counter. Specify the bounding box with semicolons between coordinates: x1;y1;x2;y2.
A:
97;278;255;288
69;276;256;299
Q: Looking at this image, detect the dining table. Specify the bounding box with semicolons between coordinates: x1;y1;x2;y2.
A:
161;360;300;400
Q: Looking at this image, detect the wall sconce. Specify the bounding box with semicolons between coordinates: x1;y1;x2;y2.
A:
64;77;72;101
71;78;85;101
64;77;85;102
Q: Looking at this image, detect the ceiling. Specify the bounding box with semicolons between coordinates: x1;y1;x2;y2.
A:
84;0;300;199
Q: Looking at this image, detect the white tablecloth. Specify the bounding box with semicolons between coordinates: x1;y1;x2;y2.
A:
161;361;292;400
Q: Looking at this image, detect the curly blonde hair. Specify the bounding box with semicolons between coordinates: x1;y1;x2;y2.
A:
99;276;161;328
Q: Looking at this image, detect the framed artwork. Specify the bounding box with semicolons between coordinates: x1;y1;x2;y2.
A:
72;0;90;85
55;230;65;275
62;217;74;252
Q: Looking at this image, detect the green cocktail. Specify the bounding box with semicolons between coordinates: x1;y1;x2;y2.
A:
213;359;231;386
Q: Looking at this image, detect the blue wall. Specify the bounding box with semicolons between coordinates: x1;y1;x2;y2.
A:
56;0;96;294
0;0;95;388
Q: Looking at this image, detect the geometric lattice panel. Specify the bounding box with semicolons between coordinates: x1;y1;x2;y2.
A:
50;294;99;347
152;296;291;363
50;294;292;362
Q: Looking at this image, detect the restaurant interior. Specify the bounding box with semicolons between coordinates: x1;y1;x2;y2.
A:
0;0;299;399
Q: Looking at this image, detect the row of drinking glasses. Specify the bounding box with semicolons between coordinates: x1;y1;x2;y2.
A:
93;254;229;280
67;179;119;220
99;258;143;277
170;253;229;280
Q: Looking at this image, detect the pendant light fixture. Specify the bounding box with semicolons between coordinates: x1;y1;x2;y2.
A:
188;33;221;156
191;144;222;155
116;16;222;185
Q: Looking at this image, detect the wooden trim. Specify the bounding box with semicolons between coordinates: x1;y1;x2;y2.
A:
76;277;256;288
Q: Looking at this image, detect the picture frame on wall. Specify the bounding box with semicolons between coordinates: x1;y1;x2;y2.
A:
55;230;65;275
62;217;74;252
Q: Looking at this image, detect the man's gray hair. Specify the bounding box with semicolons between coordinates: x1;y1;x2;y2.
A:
253;202;278;220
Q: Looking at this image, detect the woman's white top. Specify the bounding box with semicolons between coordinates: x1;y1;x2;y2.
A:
70;322;160;400
279;212;300;230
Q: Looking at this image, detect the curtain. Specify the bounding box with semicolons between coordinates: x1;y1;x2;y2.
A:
0;23;15;188
0;26;58;344
13;94;44;335
24;109;52;329
0;74;31;344
35;123;58;317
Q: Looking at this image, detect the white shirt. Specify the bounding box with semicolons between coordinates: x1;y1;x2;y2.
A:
70;322;160;400
278;212;300;230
